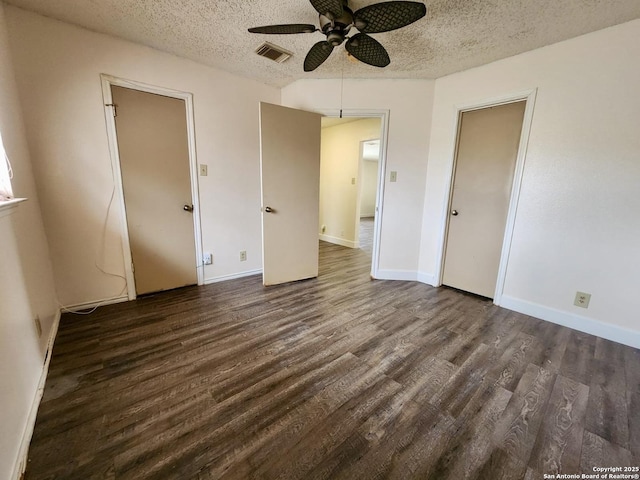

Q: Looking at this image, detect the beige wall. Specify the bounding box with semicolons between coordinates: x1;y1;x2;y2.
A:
0;3;58;478
284;79;435;278
5;6;280;306
320;118;380;247
420;19;640;346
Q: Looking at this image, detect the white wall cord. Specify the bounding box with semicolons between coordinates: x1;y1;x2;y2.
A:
57;163;128;315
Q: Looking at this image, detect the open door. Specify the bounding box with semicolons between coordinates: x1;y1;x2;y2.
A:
259;102;321;286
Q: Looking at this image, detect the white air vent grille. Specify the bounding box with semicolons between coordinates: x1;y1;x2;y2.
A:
255;42;293;63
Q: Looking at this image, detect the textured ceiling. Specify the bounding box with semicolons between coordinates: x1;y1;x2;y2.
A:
5;0;640;88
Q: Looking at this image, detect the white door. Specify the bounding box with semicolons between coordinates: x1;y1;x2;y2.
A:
259;102;321;286
112;86;197;295
442;101;526;298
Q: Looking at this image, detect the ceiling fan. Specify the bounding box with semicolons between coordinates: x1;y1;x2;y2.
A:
248;0;427;71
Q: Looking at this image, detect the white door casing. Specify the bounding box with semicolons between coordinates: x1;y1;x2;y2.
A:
101;75;203;299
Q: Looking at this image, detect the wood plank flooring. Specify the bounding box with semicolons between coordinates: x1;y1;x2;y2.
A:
359;217;374;255
25;242;640;479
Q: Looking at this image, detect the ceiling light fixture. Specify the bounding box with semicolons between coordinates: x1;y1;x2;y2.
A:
248;0;427;72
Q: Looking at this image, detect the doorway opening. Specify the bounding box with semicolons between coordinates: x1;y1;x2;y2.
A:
101;75;204;299
258;104;388;285
358;138;380;256
318;112;387;277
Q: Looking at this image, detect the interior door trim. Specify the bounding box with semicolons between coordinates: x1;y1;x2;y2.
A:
435;89;538;306
100;74;204;300
314;108;390;280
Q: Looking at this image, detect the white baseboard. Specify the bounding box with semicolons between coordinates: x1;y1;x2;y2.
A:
499;295;640;349
205;269;262;284
373;269;418;281
12;310;61;480
63;295;129;312
417;272;438;286
319;234;358;249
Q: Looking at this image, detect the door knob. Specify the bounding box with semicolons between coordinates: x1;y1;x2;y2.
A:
264;206;273;213
183;204;193;212
451;210;458;216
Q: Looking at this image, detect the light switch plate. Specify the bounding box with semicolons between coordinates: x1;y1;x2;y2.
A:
390;171;397;182
199;164;208;176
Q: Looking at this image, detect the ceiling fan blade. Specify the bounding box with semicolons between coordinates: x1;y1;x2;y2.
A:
248;24;317;34
309;0;344;18
353;1;427;34
304;41;334;72
345;33;390;67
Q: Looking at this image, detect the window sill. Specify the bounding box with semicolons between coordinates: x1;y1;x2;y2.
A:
0;198;27;219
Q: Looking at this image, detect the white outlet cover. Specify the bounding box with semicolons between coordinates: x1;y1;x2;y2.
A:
574;291;591;308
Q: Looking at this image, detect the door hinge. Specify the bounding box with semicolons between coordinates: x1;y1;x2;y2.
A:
105;103;118;117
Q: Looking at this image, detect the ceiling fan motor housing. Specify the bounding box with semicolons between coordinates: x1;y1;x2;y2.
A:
320;7;353;46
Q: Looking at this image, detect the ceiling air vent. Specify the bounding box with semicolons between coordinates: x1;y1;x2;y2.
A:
255;42;293;63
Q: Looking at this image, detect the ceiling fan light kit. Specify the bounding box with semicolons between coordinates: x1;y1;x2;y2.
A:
248;0;427;71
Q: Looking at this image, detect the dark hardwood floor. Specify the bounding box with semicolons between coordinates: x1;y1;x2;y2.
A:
359;217;374;255
25;242;640;479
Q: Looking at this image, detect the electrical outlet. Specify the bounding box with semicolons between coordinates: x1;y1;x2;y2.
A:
574;291;591;308
34;316;42;337
321;225;326;234
240;250;247;262
390;171;398;182
203;252;212;265
199;164;208;176
351;177;356;185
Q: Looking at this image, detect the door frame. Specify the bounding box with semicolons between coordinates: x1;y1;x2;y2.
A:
100;74;204;300
435;89;537;304
316;109;389;279
355;137;380;238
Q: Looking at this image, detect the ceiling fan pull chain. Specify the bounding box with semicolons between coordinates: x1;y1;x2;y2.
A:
340;61;345;118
